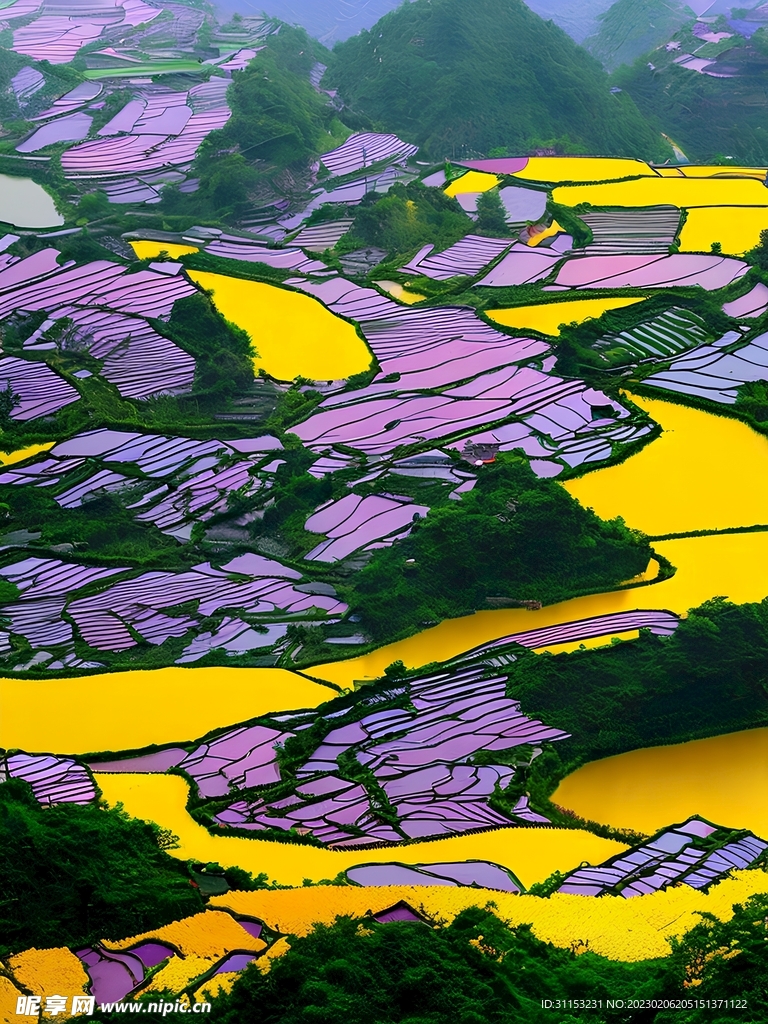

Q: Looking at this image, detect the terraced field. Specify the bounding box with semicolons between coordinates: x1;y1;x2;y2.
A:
1;16;768;1006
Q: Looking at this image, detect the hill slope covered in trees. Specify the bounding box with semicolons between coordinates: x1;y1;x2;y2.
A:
325;0;670;160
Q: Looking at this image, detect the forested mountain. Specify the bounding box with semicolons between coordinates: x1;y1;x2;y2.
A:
585;0;697;71
325;0;669;160
614;13;768;162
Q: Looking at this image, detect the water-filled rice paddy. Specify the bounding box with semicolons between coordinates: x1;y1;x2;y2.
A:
212;869;768;963
564;394;768;535
485;296;644;336
95;772;624;889
513;157;655;183
0;667;334;754
187;271;373;382
444;170;501;195
679;206;768;255
311;531;768;686
553;175;768;209
0;173;64;228
553;728;768;838
129;241;200;260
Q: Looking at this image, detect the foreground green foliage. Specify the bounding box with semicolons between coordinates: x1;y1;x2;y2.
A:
517;597;768;799
92;898;768;1022
327;0;669;160
0;780;203;957
348;456;652;641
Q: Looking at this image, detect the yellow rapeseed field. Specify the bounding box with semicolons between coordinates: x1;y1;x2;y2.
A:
679;206;768;255
94;773;625;888
6;948;89;1002
105;910;266;959
486;296;644;336
679;166;768;179
564;393;768;535
0;977;23;1024
444;171;501;195
188;271;373;382
129;241;199;260
0;442;54;467
212;871;768;962
193;972;239;1001
0;666;334;754
553;175;768;209
553;727;768;837
142;956;215;995
514;157;656;183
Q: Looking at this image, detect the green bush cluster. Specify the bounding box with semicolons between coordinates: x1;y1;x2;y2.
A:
0;779;203;958
348;455;651;641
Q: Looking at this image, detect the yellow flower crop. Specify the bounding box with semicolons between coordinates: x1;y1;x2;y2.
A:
554;726;768;843
7;948;89;1002
0;976;23;1024
142;956;214;995
212;872;768;963
193;972;239;1001
187;271;373;383
105;911;265;960
2;667;333;754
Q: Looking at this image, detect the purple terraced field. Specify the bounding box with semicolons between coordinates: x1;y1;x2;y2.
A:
204;237;328;275
0;429;287;538
400;236;512;280
12;16;104;64
346;860;521;892
0;547;342;659
76;947;144;1005
320;132;418;176
304;493;430;562
53;307;196;399
0;356;79;420
456;158;529;175
474;244;564;286
4;752;96;805
643;331;768;403
723;282;768;318
16;111;93;152
557;818;768;898
29;81;102;121
555;253;749;290
214;663;568;846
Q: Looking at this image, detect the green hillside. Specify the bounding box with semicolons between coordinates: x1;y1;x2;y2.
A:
613;22;768;163
325;0;670;161
585;0;696;71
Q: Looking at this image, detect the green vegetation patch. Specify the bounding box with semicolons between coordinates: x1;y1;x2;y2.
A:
348;455;652;641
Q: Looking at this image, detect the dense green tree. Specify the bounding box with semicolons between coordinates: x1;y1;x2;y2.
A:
340;180;473;255
349;456;651;640
0;780;203;957
475;188;509;236
164;292;254;399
